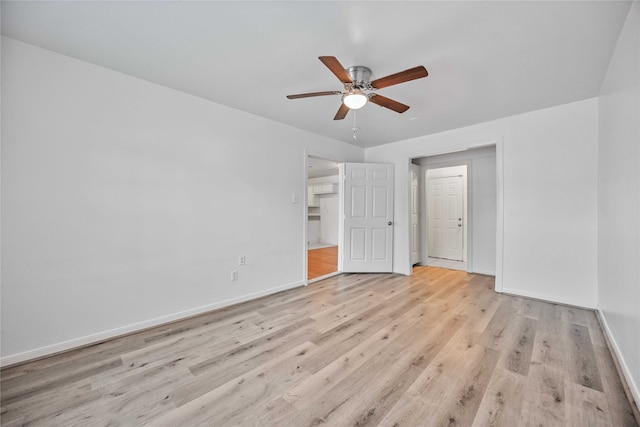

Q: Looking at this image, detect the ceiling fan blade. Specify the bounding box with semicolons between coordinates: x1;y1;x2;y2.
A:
369;94;410;113
333;103;350;120
287;91;342;99
319;56;353;84
370;66;428;89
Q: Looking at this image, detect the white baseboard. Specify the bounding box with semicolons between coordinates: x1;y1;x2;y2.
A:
501;287;596;310
597;309;640;412
1;280;304;368
470;268;495;276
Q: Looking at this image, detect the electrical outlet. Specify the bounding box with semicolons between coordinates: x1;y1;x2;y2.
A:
239;256;246;266
231;270;238;281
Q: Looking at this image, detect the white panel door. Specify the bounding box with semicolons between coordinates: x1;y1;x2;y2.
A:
343;163;394;273
410;165;420;265
428;175;463;261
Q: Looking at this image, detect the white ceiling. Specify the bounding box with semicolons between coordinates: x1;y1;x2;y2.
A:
308;156;340;179
1;1;631;148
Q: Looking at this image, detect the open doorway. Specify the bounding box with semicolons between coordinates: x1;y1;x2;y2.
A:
411;145;497;276
307;156;340;281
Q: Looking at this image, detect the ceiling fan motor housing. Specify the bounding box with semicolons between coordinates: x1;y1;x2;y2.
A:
346;66;372;90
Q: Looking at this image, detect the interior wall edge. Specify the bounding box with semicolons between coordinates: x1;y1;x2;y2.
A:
597;309;640;422
0;279;304;368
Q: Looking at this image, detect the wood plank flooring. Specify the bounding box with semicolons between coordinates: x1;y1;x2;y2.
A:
1;267;637;426
308;245;338;280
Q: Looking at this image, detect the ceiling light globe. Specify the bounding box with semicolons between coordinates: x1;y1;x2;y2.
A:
343;90;368;109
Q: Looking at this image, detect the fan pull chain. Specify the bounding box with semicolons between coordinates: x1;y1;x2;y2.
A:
352;110;360;140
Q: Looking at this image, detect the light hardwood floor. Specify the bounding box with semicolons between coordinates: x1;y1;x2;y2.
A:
1;267;637;426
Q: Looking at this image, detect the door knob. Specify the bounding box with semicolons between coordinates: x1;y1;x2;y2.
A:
388;221;393;226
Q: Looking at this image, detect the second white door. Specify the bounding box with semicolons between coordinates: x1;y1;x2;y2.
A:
427;175;464;261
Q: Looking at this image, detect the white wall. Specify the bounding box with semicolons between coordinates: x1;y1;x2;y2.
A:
320;195;339;245
472;152;497;275
307;176;339;246
307;219;321;244
0;37;364;364
415;146;497;275
597;1;640;404
366;98;599;308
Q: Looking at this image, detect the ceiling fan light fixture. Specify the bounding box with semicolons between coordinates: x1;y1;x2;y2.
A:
342;89;368;110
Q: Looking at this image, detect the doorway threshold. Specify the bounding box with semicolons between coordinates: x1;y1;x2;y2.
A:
427;257;467;272
308;271;341;284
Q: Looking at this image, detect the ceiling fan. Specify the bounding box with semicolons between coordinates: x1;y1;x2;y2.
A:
286;56;428;120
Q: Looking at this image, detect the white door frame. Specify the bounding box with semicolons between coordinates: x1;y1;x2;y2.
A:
303;151;343;285
405;140;504;293
410;163;421;265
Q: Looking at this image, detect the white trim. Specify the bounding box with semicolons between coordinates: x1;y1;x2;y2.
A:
409;162;421;266
597;309;640;410
501;287;596;310
303;151;310;285
471;268;496;276
494;139;505;292
0;280;304;368
337;163;345;272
